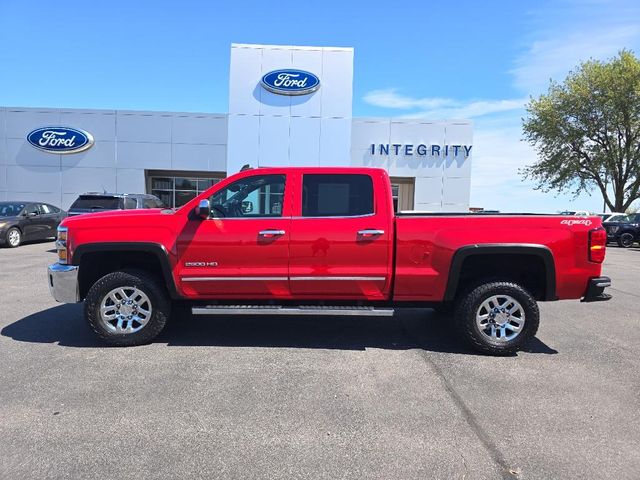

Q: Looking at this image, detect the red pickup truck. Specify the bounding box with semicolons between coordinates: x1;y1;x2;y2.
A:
48;167;611;355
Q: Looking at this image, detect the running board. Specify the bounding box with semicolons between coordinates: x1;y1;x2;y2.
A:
191;305;395;317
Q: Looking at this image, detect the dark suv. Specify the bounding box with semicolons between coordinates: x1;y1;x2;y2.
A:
68;193;165;217
603;213;640;248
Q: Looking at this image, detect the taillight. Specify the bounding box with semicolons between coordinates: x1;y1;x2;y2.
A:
588;227;606;263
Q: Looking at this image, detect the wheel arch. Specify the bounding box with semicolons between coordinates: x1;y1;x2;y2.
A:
73;242;180;300
443;244;557;302
6;223;22;234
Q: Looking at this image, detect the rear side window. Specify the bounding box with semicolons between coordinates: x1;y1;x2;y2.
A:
124;197;137;209
39;204;51;214
143;197;164;208
302;174;374;217
70;196;122;210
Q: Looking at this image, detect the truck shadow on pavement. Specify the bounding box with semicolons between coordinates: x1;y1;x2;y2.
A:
2;304;558;356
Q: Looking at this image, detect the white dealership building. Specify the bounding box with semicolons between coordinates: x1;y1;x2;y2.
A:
0;43;473;212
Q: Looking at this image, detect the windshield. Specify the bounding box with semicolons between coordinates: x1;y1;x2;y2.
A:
70;196;122;211
0;203;25;217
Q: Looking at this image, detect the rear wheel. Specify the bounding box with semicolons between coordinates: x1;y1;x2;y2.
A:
6;227;22;248
618;232;635;248
455;281;539;355
85;270;170;346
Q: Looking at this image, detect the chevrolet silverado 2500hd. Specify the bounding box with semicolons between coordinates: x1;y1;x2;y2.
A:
47;167;611;354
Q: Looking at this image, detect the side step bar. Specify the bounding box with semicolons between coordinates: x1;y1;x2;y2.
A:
192;305;395;317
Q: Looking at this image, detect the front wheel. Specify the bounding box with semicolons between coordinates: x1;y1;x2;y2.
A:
6;227;22;248
455;281;540;355
84;270;170;346
617;232;635;248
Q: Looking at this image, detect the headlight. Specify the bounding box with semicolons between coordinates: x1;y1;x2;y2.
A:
56;226;69;264
0;221;6;228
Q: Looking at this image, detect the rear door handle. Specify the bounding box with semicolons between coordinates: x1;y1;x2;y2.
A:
358;229;385;237
259;229;286;238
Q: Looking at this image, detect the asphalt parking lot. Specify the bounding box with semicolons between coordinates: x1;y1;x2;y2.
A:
1;242;639;479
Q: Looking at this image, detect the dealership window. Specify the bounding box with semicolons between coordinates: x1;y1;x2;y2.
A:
389;177;415;212
146;170;225;208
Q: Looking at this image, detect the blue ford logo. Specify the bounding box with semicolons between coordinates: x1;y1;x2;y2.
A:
261;69;320;96
27;126;94;154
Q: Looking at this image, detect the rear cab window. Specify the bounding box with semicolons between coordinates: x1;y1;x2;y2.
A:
70;196;122;211
302;174;374;217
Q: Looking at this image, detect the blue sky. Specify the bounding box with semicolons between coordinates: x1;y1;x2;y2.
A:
1;0;639;212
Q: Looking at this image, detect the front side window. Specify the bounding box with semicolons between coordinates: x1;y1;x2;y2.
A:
302;174;374;217
24;204;39;215
209;174;285;218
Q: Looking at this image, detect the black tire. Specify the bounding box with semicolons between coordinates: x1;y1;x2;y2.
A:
454;281;539;355
5;227;22;248
617;232;635;248
84;270;170;346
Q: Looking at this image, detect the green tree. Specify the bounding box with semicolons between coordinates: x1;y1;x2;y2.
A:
522;50;640;212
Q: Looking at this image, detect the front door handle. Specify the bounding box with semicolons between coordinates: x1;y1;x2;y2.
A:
259;229;286;238
358;229;385;237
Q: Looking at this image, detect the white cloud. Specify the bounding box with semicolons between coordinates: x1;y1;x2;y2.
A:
362;89;526;119
511;25;640;93
511;0;640;93
363;89;452;110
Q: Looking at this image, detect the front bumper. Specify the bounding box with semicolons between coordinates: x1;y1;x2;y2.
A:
47;263;79;303
581;276;612;302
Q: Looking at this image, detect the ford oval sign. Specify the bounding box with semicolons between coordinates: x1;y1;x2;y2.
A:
27;126;94;154
261;69;320;96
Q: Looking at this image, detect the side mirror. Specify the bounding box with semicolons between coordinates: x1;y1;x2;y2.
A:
195;199;210;219
242;201;254;213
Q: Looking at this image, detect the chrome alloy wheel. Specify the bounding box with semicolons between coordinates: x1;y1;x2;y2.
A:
99;286;153;334
476;295;525;343
7;229;21;247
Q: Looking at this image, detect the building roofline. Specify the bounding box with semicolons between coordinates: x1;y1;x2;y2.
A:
231;43;353;52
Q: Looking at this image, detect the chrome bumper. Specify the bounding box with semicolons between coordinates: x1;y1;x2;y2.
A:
47;263;80;303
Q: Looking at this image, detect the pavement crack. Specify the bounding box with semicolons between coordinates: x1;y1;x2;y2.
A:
609;287;640;299
400;318;518;480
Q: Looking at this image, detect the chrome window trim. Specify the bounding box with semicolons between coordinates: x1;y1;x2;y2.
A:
204;216;287;221
291;213;376;220
202;212;376;220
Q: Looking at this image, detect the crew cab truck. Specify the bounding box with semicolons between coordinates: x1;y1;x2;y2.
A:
48;167;611;355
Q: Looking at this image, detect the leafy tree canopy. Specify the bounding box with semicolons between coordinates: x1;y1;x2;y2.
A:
522;50;640;212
